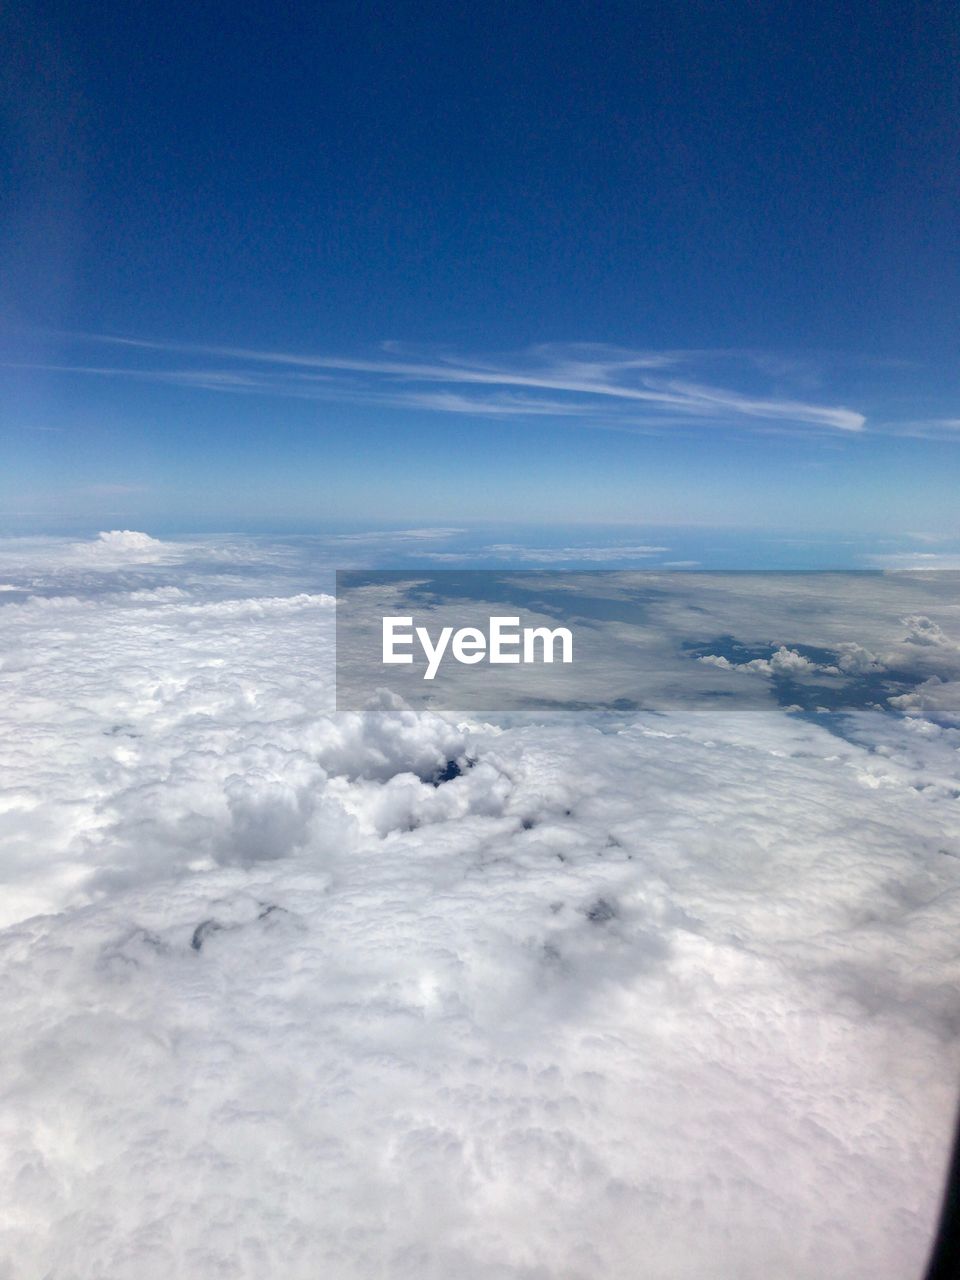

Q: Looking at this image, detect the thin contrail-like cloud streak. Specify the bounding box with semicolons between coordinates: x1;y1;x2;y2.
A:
12;333;869;432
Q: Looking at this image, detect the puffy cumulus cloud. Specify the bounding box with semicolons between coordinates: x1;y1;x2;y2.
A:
691;604;960;723
0;528;180;574
901;614;960;652
0;566;337;918
699;645;837;676
835;641;886;674
86;528;170;558
0;540;959;1280
890;678;960;728
310;690;470;784
0;531;325;602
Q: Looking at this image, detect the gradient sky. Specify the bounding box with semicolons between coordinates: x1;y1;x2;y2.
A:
2;1;959;537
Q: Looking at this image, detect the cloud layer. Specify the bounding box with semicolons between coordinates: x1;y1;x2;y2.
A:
0;536;958;1279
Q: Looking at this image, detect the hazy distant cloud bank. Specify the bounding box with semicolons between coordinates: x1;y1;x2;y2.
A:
0;535;958;1280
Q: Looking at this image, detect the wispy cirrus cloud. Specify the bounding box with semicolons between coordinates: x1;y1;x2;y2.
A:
7;334;868;434
875;417;960;441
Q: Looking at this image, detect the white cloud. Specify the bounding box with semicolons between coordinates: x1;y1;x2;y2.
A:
901;614;960;649
866;552;960;569
19;336;870;435
88;528;170;557
479;543;670;563
657;378;865;432
699;644;839;676
331;527;470;543
889;678;960;727
0;537;958;1279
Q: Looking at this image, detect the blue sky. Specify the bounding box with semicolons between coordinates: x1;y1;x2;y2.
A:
2;1;959;544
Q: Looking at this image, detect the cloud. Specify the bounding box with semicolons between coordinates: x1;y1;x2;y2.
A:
866;552;960;569
471;543;670;563
889;678;960;727
87;528;169;558
900;614;960;649
879;418;960;440
0;528;185;572
657;378;865;431
693;609;960;720
331;527;470;543
698;644;839;676
12;336;870;435
0;537;958;1279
